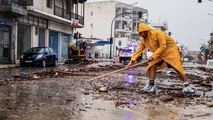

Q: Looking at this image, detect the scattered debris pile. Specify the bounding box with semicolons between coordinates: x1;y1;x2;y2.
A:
0;64;124;85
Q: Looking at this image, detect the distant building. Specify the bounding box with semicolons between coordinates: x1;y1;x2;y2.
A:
151;22;168;32
176;43;188;60
0;0;86;64
207;32;213;59
77;0;148;58
188;51;199;60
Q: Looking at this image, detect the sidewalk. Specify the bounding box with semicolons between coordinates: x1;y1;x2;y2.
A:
0;59;113;69
0;60;66;69
0;64;18;69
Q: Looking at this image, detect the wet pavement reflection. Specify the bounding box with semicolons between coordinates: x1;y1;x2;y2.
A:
0;62;212;120
0;78;80;120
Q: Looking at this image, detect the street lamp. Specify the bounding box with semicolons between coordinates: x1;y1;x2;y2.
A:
208;13;213;16
109;2;138;59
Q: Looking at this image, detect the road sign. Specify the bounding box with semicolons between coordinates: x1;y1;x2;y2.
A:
72;21;78;28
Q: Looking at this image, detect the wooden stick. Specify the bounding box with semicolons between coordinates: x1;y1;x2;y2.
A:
73;60;83;68
89;60;148;81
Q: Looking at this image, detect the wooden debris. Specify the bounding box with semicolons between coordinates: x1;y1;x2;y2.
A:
207;103;213;107
160;96;175;102
99;87;108;92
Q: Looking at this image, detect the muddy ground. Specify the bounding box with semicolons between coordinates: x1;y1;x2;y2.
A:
0;62;212;120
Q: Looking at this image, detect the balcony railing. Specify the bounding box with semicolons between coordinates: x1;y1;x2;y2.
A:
54;6;84;25
0;0;28;8
0;0;28;15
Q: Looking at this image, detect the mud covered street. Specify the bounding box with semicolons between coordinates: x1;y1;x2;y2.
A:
0;62;212;120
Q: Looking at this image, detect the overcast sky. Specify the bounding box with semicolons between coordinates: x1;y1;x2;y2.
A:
87;0;213;51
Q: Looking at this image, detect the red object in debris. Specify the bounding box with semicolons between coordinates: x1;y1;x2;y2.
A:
72;21;78;28
113;56;117;63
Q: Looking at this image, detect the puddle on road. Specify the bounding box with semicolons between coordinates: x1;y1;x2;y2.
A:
0;79;81;120
77;95;144;120
0;63;212;120
77;94;213;120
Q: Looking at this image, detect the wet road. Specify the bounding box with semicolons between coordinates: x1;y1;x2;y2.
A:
0;62;212;120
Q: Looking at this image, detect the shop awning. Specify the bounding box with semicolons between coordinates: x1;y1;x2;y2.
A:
95;40;111;45
80;38;111;46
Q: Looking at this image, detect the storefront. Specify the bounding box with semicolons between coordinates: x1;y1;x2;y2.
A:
17;23;31;59
61;34;71;60
17;14;48;60
0;23;11;63
49;31;71;60
0;16;13;64
49;30;59;58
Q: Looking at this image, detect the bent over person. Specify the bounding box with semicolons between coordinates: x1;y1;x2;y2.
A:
126;23;194;93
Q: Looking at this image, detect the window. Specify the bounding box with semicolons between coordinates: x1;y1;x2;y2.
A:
116;7;121;15
35;27;38;35
47;0;52;8
91;12;93;16
18;15;48;29
115;21;120;29
66;0;71;11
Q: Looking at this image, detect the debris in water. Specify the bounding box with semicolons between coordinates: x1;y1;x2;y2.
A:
33;75;39;79
55;72;59;76
83;92;90;95
99;87;108;92
115;100;130;107
160;96;175;102
207;103;213;107
20;72;27;78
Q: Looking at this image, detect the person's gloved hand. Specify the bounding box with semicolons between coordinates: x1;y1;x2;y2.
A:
148;57;154;62
126;60;135;69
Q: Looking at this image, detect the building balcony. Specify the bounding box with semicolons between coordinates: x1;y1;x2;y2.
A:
115;27;131;33
54;6;84;27
0;0;27;16
151;22;168;32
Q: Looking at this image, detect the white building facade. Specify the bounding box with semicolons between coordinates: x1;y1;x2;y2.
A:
77;0;148;58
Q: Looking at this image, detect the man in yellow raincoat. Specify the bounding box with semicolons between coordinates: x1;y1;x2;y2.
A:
126;23;194;93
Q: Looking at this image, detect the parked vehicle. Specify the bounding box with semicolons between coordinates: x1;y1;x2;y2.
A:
118;47;142;64
20;47;58;67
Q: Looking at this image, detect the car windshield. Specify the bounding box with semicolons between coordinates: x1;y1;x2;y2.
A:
122;48;133;53
25;48;44;53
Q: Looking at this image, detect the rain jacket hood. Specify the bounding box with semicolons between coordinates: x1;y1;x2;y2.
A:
138;23;151;34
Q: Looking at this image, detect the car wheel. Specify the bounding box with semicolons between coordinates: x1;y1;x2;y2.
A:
20;61;25;67
42;59;46;67
53;59;58;66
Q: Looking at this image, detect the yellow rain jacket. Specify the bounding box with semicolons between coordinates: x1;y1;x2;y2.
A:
131;23;185;77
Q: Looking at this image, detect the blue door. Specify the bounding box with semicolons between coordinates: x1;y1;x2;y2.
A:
61;35;70;60
49;31;59;57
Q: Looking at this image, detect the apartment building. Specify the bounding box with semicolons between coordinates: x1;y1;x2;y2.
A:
77;0;148;58
0;0;86;64
151;22;168;32
207;32;213;59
